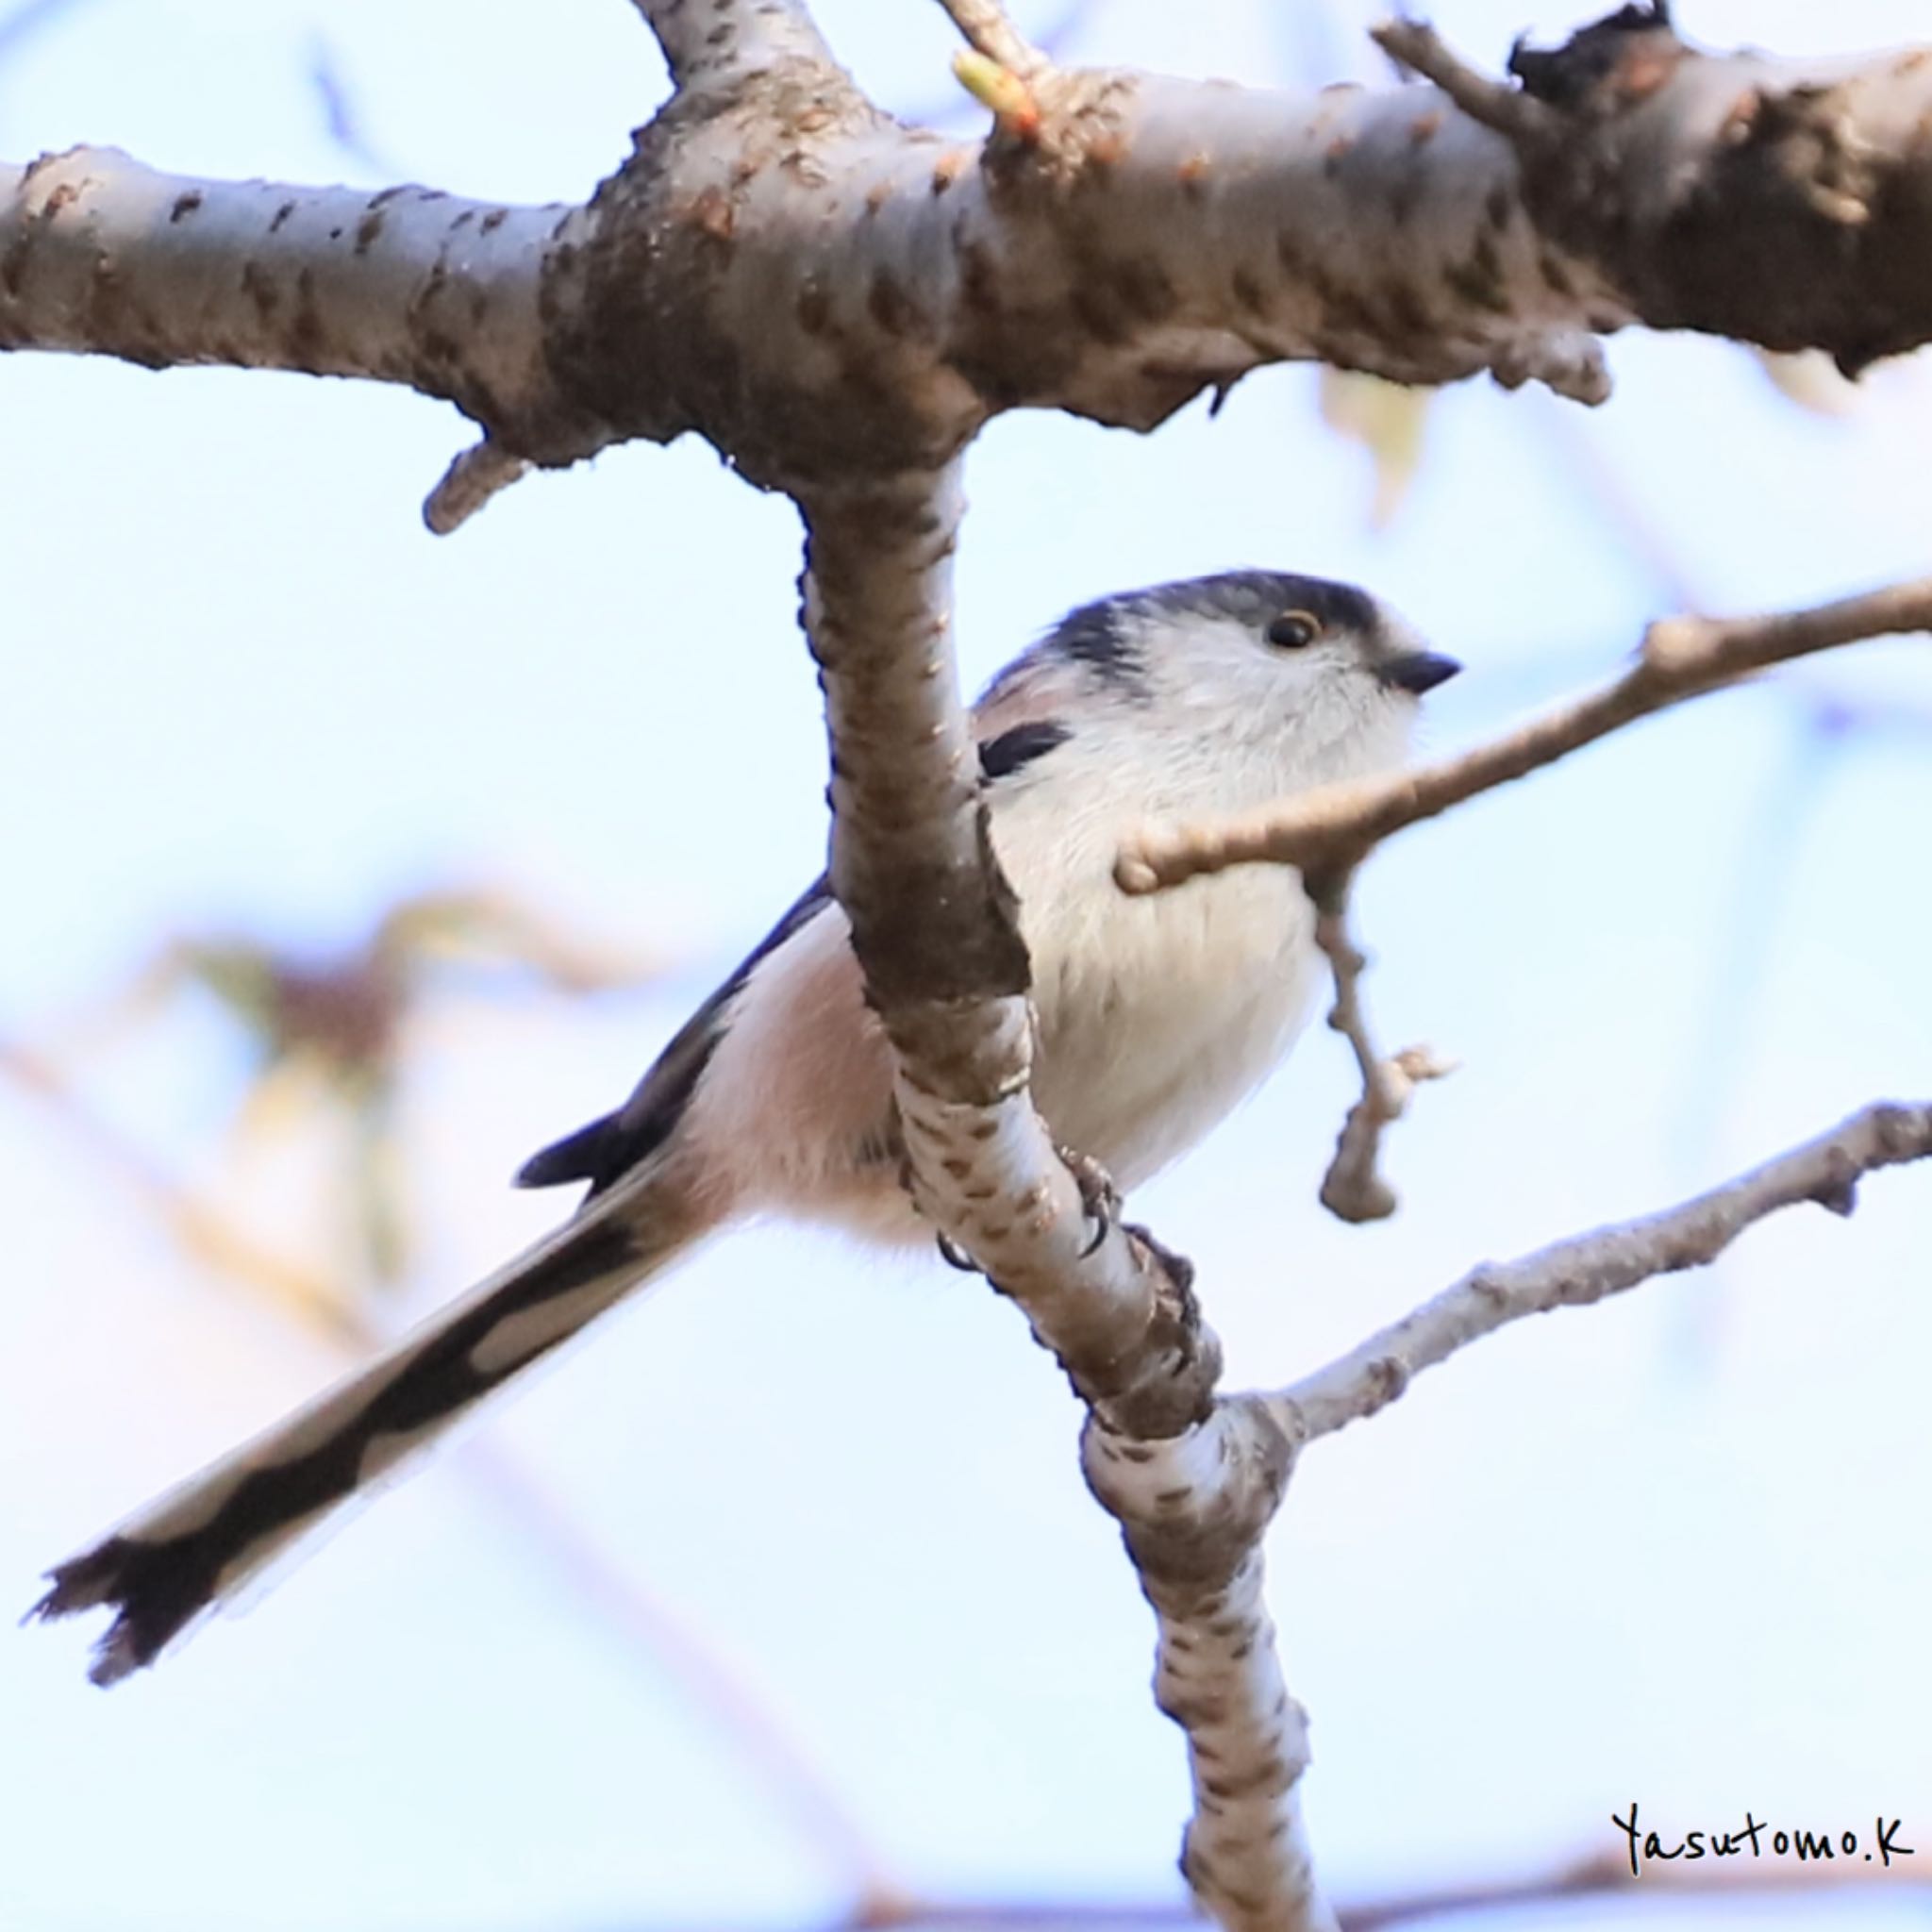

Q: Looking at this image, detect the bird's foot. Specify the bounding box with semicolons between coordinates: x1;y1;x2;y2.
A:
932;1147;1123;1271
935;1228;980;1274
1058;1145;1123;1257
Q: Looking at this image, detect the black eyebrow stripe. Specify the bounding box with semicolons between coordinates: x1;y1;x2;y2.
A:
1050;601;1142;684
1129;571;1382;641
978;719;1073;780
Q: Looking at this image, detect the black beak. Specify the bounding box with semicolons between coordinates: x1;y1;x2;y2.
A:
1378;650;1461;695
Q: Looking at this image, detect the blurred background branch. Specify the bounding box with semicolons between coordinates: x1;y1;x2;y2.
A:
1;887;894;1905
4;0;1928;1926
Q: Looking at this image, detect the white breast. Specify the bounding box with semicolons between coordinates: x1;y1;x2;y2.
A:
1027;861;1318;1188
991;739;1324;1191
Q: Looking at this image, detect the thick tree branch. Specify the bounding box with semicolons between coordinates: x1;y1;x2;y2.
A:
545;55;1626;494
800;469;1219;1437
14;16;1932;1932
10;20;1932;513
1118;574;1932;892
1383;8;1932;375
630;0;834;89
0;149;594;460
801;473;1330;1927
1269;1100;1932;1446
1083;1406;1328;1932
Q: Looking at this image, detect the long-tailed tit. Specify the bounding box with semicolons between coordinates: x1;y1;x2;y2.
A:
33;569;1457;1683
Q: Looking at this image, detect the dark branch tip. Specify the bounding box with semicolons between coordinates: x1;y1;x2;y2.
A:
1507;4;1683;114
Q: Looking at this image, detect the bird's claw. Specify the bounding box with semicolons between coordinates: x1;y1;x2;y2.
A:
1058;1146;1122;1257
935;1228;981;1274
1124;1221;1196;1305
932;1148;1122;1270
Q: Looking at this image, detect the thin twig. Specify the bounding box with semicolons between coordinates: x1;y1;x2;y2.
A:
0;1034;892;1896
424;437;530;535
0;1036;368;1346
1267;1100;1932;1446
1307;875;1452;1224
932;0;1046;79
804;464;1328;1928
808;1850;1932;1926
1369;17;1554;143
1341;1845;1932;1930
454;1452;901;1908
1117;574;1932;893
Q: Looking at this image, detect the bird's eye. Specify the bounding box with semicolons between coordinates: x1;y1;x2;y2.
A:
1267;610;1323;651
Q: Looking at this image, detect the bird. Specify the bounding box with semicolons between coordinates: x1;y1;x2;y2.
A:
31;568;1458;1685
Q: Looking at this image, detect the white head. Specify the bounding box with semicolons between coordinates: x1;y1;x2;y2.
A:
976;569;1458;804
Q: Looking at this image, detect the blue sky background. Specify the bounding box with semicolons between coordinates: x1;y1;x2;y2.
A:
2;2;1929;1927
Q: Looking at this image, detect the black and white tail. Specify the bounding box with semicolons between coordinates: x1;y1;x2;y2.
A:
30;1173;708;1685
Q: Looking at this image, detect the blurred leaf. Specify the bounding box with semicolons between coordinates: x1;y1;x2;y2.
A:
175;936;401;1082
374;885;656;993
228;1055;333;1150
350;1084;410;1284
37;881;663;1303
1319;368;1431;526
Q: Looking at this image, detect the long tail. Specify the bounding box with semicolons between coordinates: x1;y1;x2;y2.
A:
30;1165;710;1685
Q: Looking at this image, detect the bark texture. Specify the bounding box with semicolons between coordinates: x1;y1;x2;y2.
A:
9;8;1932;1932
1275;1102;1932;1445
802;471;1221;1436
13;12;1932;506
1118;575;1932;891
0;149;594;459
1499;10;1932;374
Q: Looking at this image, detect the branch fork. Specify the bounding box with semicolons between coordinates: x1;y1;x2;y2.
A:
1116;574;1932;895
951;51;1044;143
12;8;1932;1932
1308;873;1453;1225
